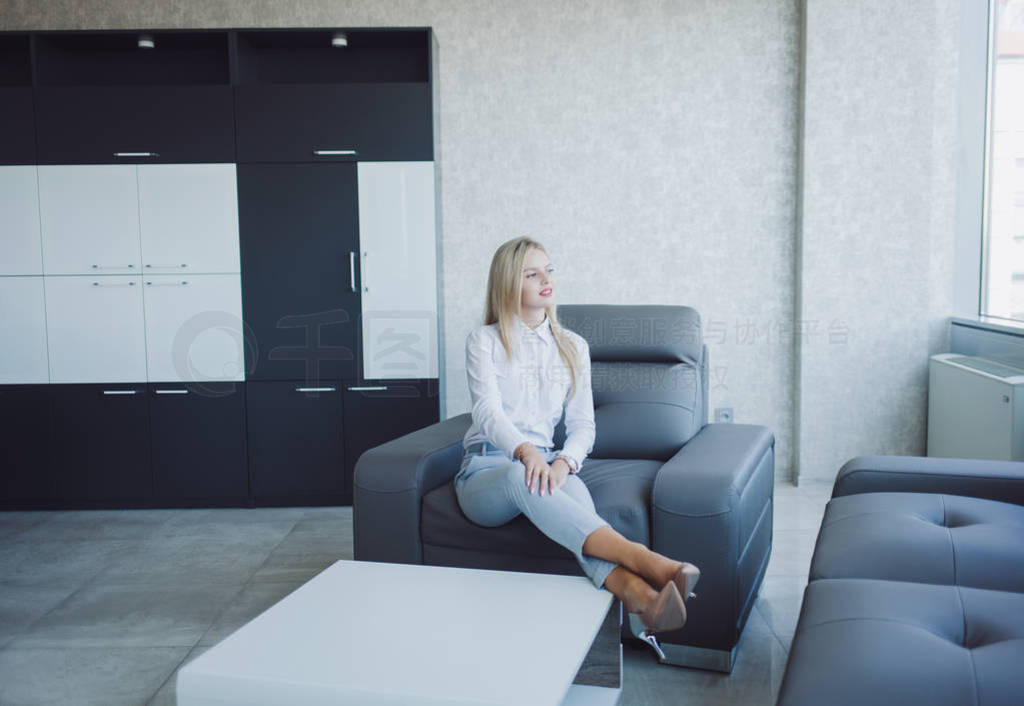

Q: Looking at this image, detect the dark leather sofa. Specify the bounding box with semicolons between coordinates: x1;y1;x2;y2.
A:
777;454;1024;705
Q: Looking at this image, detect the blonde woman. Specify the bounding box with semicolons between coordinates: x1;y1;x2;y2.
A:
456;236;700;634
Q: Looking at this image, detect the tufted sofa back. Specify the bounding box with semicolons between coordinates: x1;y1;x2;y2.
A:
554;304;707;461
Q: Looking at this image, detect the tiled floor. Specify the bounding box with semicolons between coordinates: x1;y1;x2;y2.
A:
0;480;833;705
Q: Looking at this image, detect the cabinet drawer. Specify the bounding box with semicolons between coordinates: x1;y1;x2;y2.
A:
44;275;147;384
35;85;235;164
0;385;57;504
235;84;432;163
50;384;152;502
343;380;439;503
0;88;36;164
247;380;345;503
150;382;248;503
142;273;244;383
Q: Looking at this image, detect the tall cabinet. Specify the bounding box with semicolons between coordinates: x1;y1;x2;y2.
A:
0;28;442;510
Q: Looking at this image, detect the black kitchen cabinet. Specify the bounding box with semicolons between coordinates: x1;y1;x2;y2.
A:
32;31;234;164
0;385;57;507
1;26;441;511
342;379;440;502
0;35;35;164
234;84;432;163
238;162;361;384
233;29;432;163
246;381;346;506
0;88;36;165
149;382;248;506
34;86;236;164
49;384;153;505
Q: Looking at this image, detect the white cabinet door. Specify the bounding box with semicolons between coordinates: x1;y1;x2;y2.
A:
0;277;49;384
44;275;147;383
142;273;244;383
0;166;43;276
357;162;438;380
138;164;240;274
38;165;142;275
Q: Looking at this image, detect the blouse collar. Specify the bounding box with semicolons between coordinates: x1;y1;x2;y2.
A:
515;312;554;345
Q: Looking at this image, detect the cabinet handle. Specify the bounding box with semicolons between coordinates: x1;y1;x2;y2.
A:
114;151;159;157
295;386;336;392
92;281;136;287
145;280;189;286
313;149;357;156
348;386;389;391
102;390;137;395
92;264;135;269
155;389;189;395
362;250;369;293
146;263;188;269
349;251;356;293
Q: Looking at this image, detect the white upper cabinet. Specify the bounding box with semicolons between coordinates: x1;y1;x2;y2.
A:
142;273;244;383
38;165;141;275
357;161;438;380
0;277;49;384
0;166;43;276
138;164;240;274
44;274;147;383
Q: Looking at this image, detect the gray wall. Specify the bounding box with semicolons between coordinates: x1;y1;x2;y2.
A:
3;0;974;484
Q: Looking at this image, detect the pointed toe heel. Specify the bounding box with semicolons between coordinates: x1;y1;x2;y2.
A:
672;563;700;602
637;580;687;634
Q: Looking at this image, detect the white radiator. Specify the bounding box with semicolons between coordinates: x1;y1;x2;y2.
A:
927;354;1024;461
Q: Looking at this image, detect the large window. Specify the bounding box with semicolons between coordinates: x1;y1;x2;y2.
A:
983;0;1024;323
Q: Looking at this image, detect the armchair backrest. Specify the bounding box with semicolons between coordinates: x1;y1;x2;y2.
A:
554;304;707;461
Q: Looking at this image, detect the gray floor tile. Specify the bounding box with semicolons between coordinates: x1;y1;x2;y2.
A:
754;575;808;647
85;534;277;587
0;512;52;541
0;539;139;588
7;582;240;649
0;645;188;706
764;529;818;578
12;509;181;543
0;583;80;650
147;644;211;706
196;580;305;647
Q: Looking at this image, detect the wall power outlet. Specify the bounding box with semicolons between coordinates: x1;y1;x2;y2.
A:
714;407;733;423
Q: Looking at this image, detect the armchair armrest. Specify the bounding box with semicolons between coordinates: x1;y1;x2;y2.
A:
833;455;1024;506
650;422;775;652
353;413;471;564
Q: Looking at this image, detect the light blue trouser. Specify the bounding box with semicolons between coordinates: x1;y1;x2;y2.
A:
454;441;617;590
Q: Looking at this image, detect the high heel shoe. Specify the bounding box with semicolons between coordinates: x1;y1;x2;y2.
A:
634;580;687;633
671;562;700;602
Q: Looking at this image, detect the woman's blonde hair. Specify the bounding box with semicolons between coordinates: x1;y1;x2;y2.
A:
484;236;582;400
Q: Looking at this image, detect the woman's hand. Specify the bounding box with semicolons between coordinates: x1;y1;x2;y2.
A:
519;444;570;496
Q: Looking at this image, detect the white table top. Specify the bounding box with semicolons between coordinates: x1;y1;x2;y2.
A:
177;560;614;706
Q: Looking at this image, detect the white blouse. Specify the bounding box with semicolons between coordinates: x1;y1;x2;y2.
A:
463;312;596;472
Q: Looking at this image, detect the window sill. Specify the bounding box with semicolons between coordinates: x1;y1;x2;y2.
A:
951;315;1024;338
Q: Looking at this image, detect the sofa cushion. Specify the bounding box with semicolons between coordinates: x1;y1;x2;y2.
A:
778;578;1024;706
421;458;661;557
809;492;1024;593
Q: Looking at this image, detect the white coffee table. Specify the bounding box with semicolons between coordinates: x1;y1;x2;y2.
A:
177;560;620;705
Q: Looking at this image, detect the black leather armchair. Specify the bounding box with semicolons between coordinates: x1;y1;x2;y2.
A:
353;304;776;671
